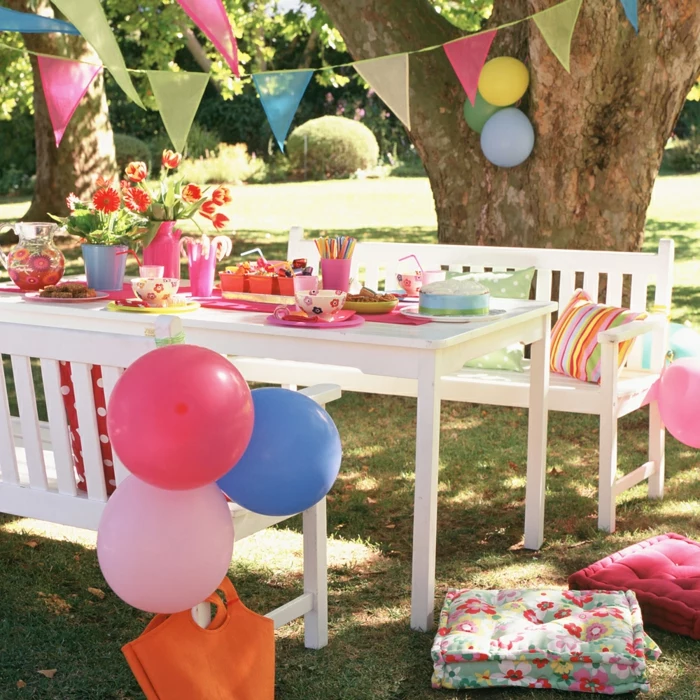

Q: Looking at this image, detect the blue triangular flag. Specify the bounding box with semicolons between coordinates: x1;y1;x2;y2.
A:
619;0;638;32
252;70;313;152
0;6;78;34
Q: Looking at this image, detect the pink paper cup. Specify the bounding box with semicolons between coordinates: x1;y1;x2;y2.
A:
320;259;351;293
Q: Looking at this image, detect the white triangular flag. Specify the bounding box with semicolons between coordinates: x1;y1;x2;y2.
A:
354;54;411;130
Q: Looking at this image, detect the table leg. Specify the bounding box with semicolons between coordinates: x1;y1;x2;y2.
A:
524;313;551;550
411;356;441;632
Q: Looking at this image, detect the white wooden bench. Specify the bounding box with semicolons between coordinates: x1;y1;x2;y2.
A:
231;228;674;534
0;317;342;648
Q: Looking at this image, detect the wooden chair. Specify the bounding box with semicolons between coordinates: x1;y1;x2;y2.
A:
0;317;340;649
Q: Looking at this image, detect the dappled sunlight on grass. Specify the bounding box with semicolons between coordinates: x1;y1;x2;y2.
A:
1;516;97;547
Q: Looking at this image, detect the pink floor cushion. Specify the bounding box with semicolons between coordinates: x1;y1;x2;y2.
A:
569;533;700;639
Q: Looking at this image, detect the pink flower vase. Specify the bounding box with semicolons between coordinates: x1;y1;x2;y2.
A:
143;221;182;280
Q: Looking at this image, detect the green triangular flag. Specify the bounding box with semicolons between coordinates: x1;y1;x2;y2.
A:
532;0;583;72
52;0;144;109
146;71;210;153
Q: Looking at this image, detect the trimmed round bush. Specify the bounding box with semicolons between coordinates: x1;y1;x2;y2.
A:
114;134;152;177
287;116;379;179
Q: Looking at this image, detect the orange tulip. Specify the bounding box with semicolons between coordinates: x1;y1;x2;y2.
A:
209;212;230;230
211;186;232;206
181;184;202;204
125;162;148;183
200;200;217;217
162;150;182;169
95;175;111;188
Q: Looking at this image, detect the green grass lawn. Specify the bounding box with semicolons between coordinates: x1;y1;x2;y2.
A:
0;175;699;699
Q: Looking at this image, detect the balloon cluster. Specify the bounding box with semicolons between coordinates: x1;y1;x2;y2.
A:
97;344;342;614
653;358;700;449
464;57;535;168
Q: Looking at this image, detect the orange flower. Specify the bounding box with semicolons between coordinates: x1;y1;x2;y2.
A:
93;187;120;213
125;162;148;182
95;175;111;188
181;183;202;204
124;187;152;213
209;212;230;230
162;149;182;169
211;185;232;206
200;200;217;217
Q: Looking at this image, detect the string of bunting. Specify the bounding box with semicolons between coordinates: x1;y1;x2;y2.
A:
0;0;639;153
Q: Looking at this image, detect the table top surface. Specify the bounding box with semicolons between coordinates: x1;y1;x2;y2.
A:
0;288;556;351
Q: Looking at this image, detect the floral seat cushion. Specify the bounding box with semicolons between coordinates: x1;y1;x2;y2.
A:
569;533;700;639
432;589;660;694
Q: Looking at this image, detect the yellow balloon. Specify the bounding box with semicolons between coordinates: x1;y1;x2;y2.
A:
478;57;530;107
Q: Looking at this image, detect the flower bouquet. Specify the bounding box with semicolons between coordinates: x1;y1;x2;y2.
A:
123;150;232;278
50;177;148;291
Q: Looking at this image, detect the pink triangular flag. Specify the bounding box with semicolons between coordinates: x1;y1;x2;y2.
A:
37;56;102;147
177;0;239;77
444;30;497;105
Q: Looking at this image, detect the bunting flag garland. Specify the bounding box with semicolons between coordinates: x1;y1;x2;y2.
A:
0;6;78;34
146;71;210;153
354;54;411;130
532;0;583;72
619;0;638;33
176;0;239;78
443;31;497;106
37;56;102;147
51;0;144;109
252;70;313;152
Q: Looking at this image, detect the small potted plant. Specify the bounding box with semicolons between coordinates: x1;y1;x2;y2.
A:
51;177;147;291
123;150;232;279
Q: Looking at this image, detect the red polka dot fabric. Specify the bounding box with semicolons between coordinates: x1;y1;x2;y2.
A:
569;533;700;639
58;362;116;495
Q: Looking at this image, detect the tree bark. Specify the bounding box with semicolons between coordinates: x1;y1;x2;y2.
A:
6;0;116;221
319;0;700;251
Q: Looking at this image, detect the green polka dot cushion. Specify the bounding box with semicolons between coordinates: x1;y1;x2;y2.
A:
449;268;535;372
465;344;524;372
447;266;535;300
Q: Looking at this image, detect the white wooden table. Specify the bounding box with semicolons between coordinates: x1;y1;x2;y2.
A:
0;292;556;631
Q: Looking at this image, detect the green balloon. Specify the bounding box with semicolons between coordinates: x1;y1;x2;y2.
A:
463;92;504;134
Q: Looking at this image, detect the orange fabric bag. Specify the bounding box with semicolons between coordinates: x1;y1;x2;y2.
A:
122;577;274;700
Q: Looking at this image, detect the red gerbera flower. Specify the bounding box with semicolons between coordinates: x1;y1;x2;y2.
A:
93;187;120;213
124;187;152;213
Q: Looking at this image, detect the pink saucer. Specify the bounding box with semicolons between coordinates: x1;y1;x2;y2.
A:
266;314;365;329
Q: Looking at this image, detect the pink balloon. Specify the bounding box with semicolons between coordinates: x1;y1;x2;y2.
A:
107;345;254;490
97;476;234;613
657;358;700;448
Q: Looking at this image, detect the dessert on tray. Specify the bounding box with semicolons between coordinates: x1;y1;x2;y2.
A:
39;283;97;299
418;278;490;316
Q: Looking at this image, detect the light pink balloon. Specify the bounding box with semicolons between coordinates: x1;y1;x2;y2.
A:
97;476;233;613
657;358;700;449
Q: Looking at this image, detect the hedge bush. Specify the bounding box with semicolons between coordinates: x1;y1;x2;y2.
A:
287;116;379;180
114;133;152;177
662;131;700;174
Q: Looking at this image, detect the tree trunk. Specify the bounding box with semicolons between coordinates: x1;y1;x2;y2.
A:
319;0;700;251
6;0;116;221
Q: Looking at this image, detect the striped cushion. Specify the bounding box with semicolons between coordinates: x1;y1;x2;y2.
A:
550;289;646;383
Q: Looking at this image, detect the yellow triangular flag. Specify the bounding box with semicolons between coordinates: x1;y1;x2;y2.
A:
354;54;411;130
532;0;583;73
146;71;210;153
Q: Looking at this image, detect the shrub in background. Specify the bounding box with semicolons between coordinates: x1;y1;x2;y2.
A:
178;144;266;185
287;116;379;180
114;133;152;176
663;129;700;174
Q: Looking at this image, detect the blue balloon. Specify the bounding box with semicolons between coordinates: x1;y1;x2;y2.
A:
641;322;700;369
480;108;535;168
217;388;342;516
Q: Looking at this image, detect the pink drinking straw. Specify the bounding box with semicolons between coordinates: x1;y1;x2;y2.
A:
399;254;424;274
117;249;143;267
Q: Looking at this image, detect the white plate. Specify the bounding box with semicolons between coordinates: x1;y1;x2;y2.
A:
400;307;507;323
24;291;110;303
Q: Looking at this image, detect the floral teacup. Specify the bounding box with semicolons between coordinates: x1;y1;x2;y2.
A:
396;270;446;296
294;289;346;321
131;277;180;307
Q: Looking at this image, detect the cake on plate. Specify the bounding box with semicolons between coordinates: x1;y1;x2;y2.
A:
418;279;490;316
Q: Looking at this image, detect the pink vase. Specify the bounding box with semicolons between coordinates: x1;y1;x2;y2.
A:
143;221;182;279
